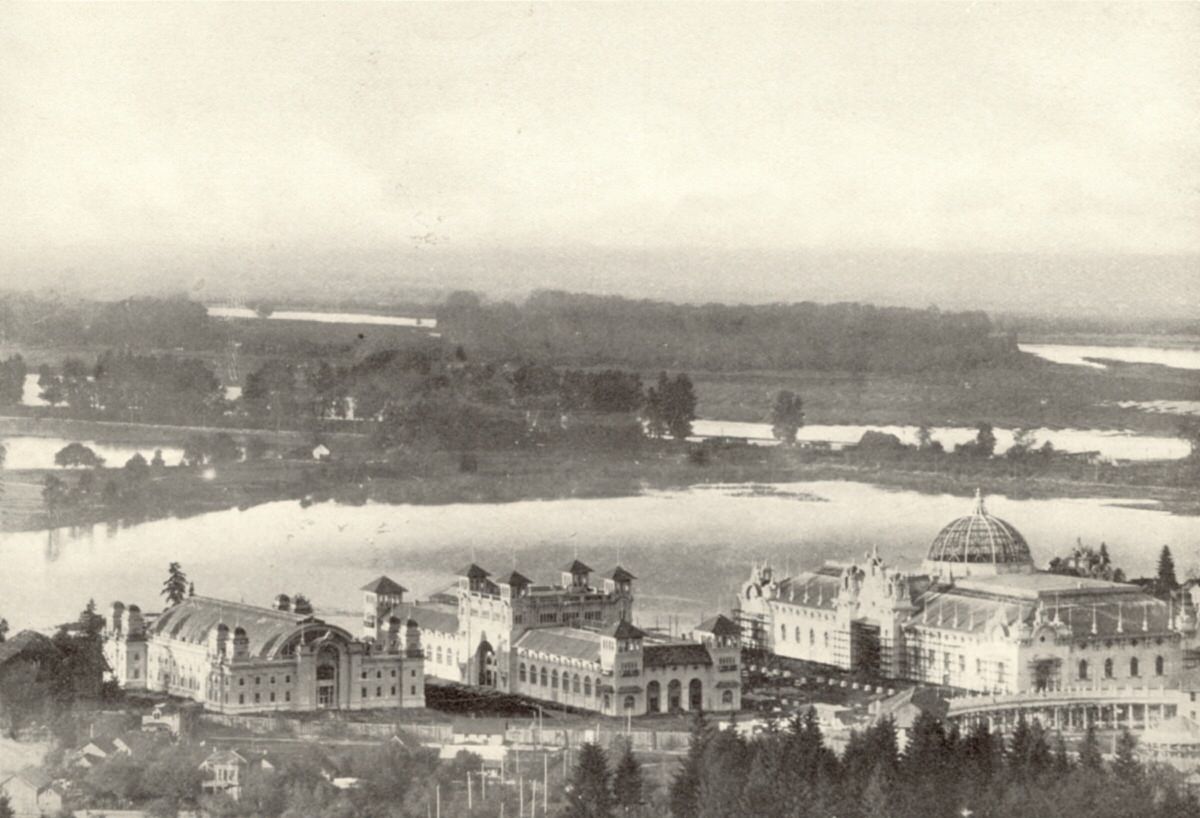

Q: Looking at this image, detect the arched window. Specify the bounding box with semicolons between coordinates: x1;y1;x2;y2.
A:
1130;657;1139;677
623;695;636;711
540;667;548;686
436;646;443;664
780;624;787;642
721;690;734;705
823;632;829;648
1156;656;1165;676
529;664;537;684
809;629;815;646
1104;658;1113;679
795;626;801;643
647;681;661;713
552;670;559;690
1078;660;1088;680
573;674;581;694
519;663;527;683
584;677;592;696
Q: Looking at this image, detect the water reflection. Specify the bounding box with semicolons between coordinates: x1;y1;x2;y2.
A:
3;481;1198;634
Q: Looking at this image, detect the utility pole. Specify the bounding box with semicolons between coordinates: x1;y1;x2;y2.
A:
519;776;524;818
468;772;473;809
532;780;537;818
436;784;441;818
481;760;487;798
543;753;548;814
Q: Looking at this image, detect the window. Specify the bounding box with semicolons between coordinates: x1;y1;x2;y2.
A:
529;665;538;685
285;675;290;683
391;669;396;677
809;629;815;646
958;654;966;672
520;663;527;683
1079;660;1089;680
1104;658;1114;679
410;686;416;695
362;671;368;680
1130;658;1139;677
270;676;275;685
362;687;368;697
795;626;801;643
377;670;383;679
540;668;548;686
573;674;581;694
255;676;261;685
722;690;734;705
239;694;245;704
391;686;396;695
239;677;245;686
552;670;559;690
377;686;382;696
1156;656;1165;676
623;695;636;711
437;647;443;664
254;693;260;703
780;624;787;642
270;692;275;702
285;691;290;702
823;632;829;648
584;677;592;696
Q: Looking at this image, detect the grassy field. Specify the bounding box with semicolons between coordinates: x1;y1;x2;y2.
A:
686;357;1200;434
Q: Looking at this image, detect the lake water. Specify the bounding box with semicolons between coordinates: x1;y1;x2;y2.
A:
0;437;185;470
1019;343;1200;371
692;419;1190;461
207;306;437;329
1110;400;1200;417
2;481;1198;634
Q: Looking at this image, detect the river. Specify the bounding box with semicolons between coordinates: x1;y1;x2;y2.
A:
1019;343;1200;371
2;481;1198;634
1;436;185;470
207;306;437;329
691;419;1189;461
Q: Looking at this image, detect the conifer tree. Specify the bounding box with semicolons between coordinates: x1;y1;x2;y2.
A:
1078;724;1104;771
1112;729;1141;784
1052;731;1071;776
612;740;643;816
162;562;188;607
861;763;891;818
670;710;712;818
565;742;614;818
1157;546;1179;595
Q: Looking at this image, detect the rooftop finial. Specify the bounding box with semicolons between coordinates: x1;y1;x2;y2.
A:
973;488;986;515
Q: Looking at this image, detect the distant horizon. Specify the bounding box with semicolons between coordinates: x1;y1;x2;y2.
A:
3;246;1197;323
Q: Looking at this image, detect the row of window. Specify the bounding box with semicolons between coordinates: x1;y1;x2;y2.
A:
1079;656;1165;680
360;669;398;680
781;625;830;649
519;663;598;696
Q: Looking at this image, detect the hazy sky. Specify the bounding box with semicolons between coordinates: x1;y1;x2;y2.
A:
1;3;1197;304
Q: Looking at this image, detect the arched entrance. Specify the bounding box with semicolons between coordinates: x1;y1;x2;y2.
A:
667;679;682;712
316;646;339;708
647;681;661;713
689;679;703;711
476;640;496;687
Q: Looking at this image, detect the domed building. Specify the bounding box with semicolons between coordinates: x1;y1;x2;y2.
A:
736;491;1200;733
923;490;1034;577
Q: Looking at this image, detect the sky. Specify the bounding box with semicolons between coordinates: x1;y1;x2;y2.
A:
0;3;1197;313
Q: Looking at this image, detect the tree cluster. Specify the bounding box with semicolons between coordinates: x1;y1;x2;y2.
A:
37;352;222;423
666;710;1193;818
1047;540;1127;583
0;354;27;405
438;290;1019;374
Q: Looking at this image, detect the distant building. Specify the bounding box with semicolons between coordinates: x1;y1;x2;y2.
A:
736;491;1200;733
105;582;425;713
0;767;64;818
375;561;740;716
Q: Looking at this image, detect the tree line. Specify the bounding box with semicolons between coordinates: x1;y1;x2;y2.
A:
438;290;1020;374
561;709;1195;818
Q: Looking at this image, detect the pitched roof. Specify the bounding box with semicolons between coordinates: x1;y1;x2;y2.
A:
12;766;52;791
611;567;637;582
515;628;604;664
643;643;713;667
564;559;593;574
504;571;533;587
385;603;459;634
0;630;58;666
201;748;248;767
604;620;646;640
360;576;408;595
460;564;491;579
696;614;740;638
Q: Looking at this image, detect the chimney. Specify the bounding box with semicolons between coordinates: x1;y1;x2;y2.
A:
232;627;249;660
387;616;402;653
405;620;422;658
126;605;144;638
110;601;126;636
274;594;292;612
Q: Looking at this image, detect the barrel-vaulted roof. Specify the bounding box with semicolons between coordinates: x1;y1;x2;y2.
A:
149;597;352;659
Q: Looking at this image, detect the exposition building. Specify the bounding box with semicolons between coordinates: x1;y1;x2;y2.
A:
735;492;1200;732
373;560;741;716
105;586;426;713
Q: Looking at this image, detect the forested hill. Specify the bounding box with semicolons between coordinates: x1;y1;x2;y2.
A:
438;291;1019;373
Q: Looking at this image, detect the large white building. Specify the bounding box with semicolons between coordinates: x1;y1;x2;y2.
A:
106;583;426;713
381;561;741;716
736;492;1200;731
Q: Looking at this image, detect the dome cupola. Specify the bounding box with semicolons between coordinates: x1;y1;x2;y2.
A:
923;490;1034;577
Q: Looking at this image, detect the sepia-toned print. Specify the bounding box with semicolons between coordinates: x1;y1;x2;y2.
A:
1;3;1198;817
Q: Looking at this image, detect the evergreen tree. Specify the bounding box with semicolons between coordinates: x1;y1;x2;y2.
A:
0;792;13;818
612;740;644;815
1112;729;1141;784
1051;731;1071;776
861;763;892;818
1157;546;1179;596
697;724;749;818
770;390;805;445
162;562;188;607
670;710;713;818
565;743;613;818
1078;724;1104;771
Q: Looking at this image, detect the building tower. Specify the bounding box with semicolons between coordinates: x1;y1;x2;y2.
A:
361;576;407;644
